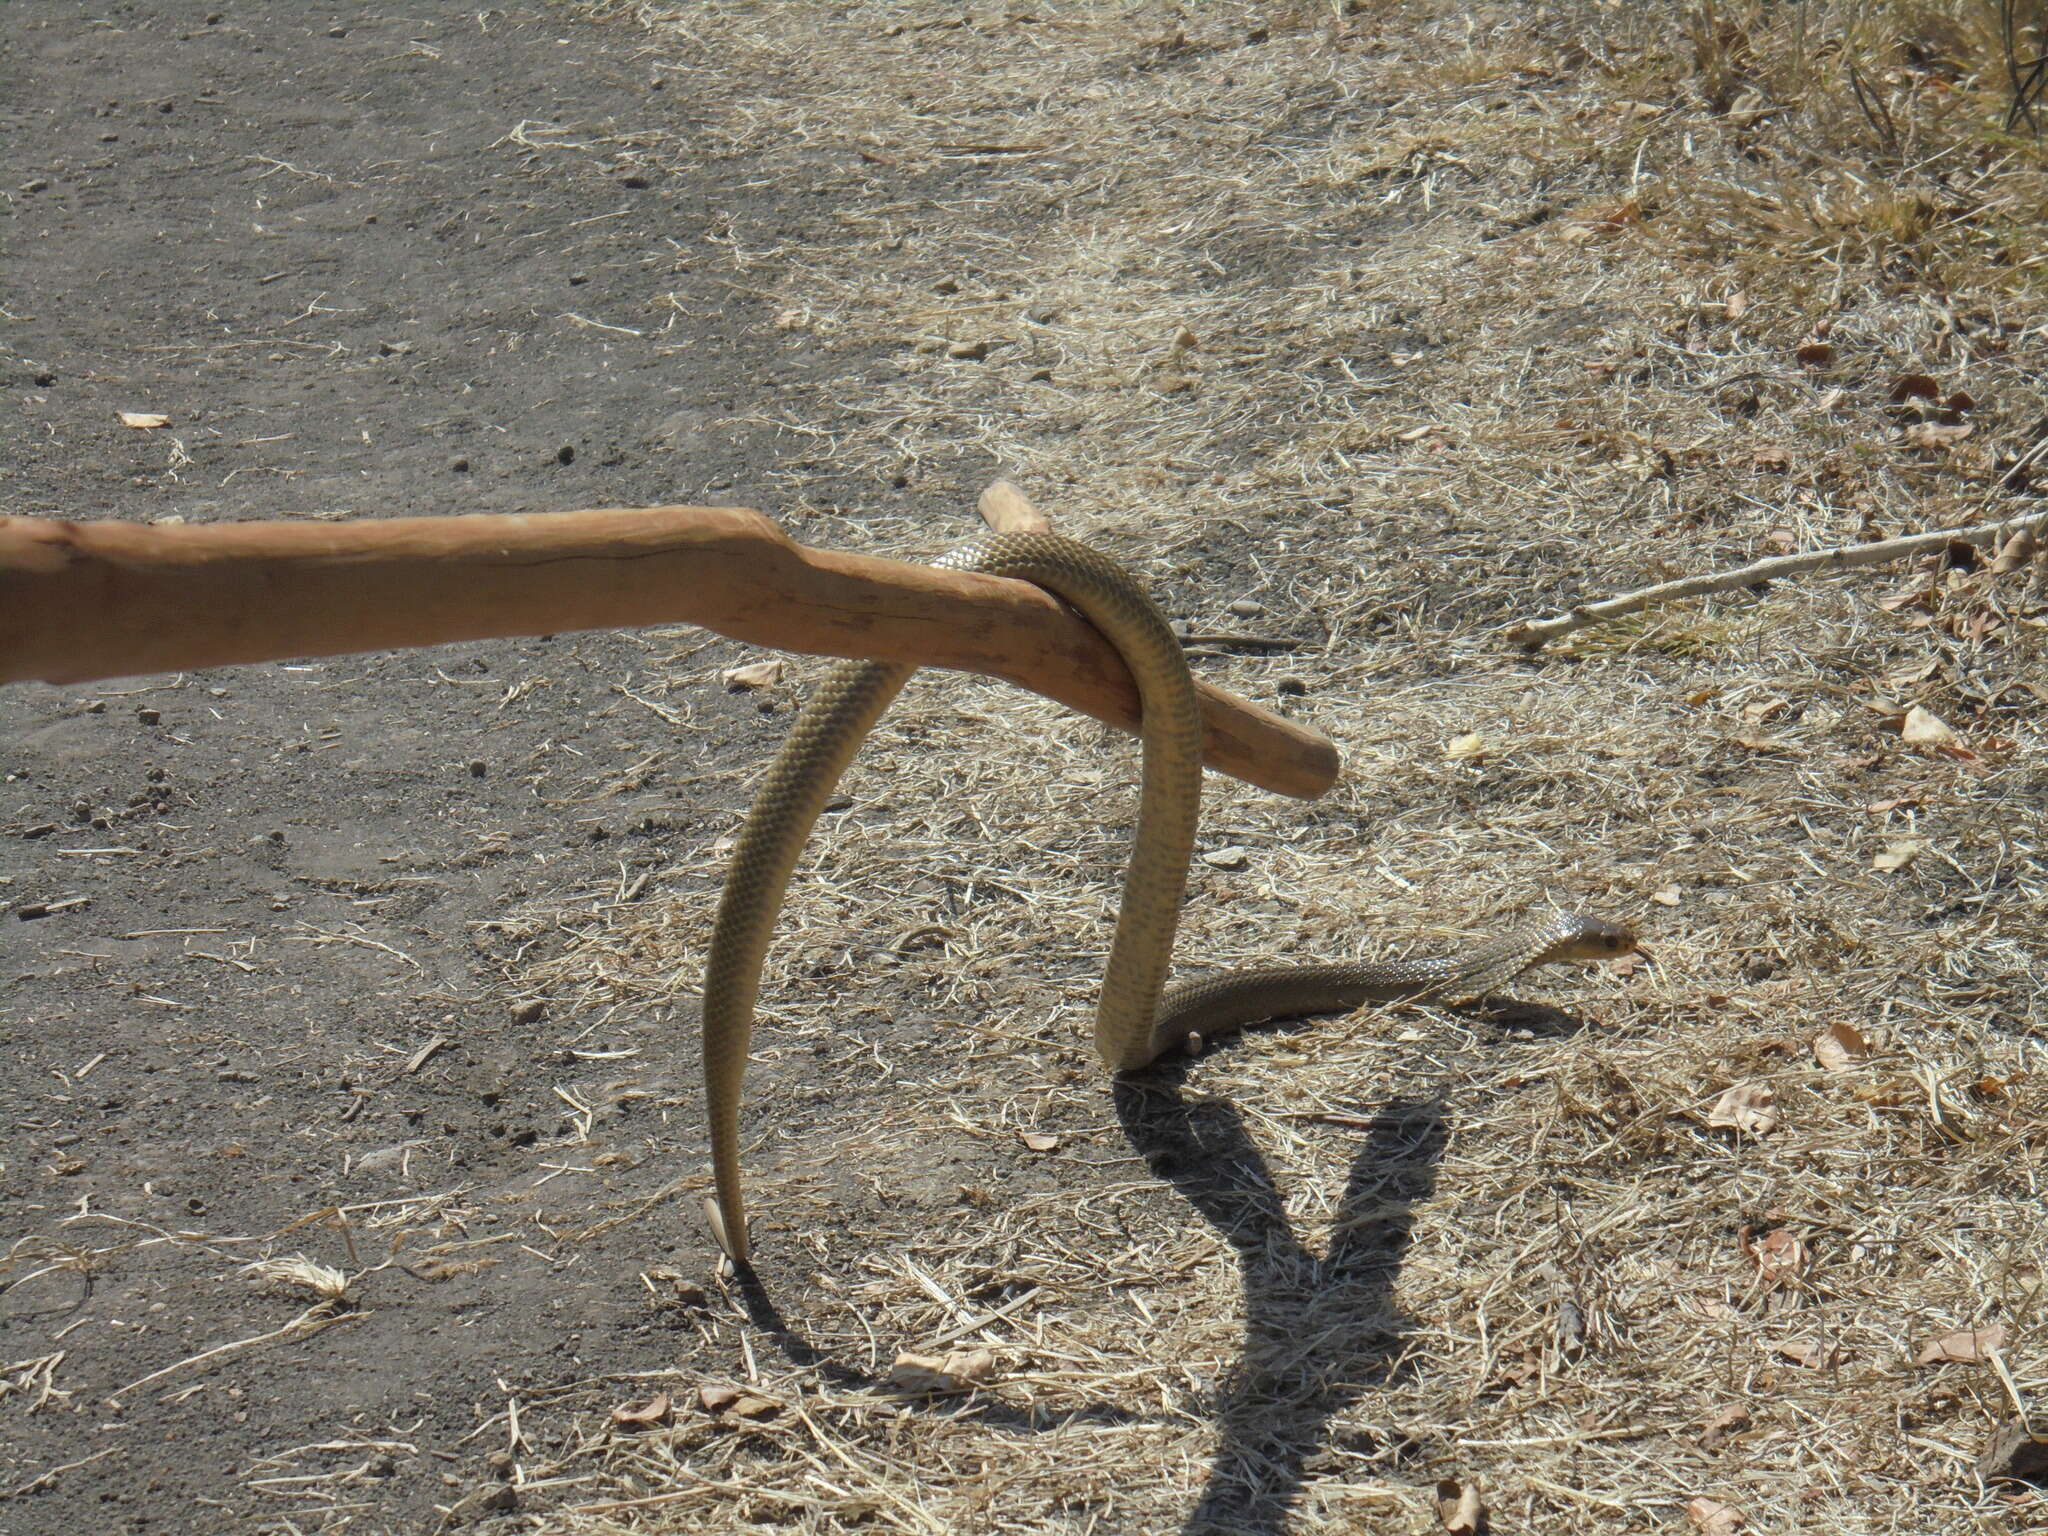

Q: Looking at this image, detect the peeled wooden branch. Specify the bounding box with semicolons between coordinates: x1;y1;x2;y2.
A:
0;503;1337;800
1504;508;2048;649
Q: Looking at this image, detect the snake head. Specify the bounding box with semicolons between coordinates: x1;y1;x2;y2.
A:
1555;915;1639;965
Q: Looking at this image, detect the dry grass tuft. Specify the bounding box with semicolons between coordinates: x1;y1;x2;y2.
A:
505;3;2048;1529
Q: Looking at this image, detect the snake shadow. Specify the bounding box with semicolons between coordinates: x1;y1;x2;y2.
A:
1114;1060;1449;1536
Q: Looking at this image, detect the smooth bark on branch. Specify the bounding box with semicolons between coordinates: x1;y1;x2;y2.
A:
1504;508;2048;649
0;504;1338;800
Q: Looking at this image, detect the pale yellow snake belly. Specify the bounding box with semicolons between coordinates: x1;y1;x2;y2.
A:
700;532;1635;1261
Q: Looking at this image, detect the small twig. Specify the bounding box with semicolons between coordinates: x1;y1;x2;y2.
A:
106;1302;357;1406
1505;507;2048;649
7;1445;120;1498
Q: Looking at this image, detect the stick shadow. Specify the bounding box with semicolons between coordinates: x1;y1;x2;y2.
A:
1113;1063;1448;1536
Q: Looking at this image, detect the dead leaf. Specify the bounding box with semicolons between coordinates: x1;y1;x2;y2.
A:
1904;421;1973;449
1687;1496;1745;1534
1724;291;1749;319
118;410;171;428
1774;1338;1839;1368
1888;373;1942;403
697;1384;741;1412
1018;1130;1060;1152
1916;1325;2006;1365
1751;444;1792;472
1434;1477;1485;1535
611;1393;672;1428
889;1348;998;1394
1900;705;1955;746
1991;529;2037;574
1651;884;1682;906
1397;423;1450;442
1749;1227;1810;1283
1708;1083;1778;1136
1443;731;1490;761
1794;339;1834;367
721;658;786;691
1812;1023;1870;1072
1697;1404;1750;1451
1872;839;1922;872
730;1393;781;1420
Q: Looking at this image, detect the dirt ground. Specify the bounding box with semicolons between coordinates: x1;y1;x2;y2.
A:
7;3;2048;1535
1;5;886;1530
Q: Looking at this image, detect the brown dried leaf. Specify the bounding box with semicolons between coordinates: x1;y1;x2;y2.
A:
1688;1496;1745;1534
1774;1338;1838;1367
1916;1325;2006;1365
1697;1404;1750;1451
730;1393;782;1420
1900;705;1955;746
722;658;787;691
1443;731;1490;761
1750;1227;1810;1283
697;1384;741;1412
1812;1023;1870;1072
1903;421;1973;449
611;1393;672;1427
889;1348;998;1394
1019;1130;1060;1152
1434;1477;1485;1535
1888;373;1942;403
1708;1083;1778;1135
1794;339;1834;367
1872;840;1922;872
1991;529;2038;575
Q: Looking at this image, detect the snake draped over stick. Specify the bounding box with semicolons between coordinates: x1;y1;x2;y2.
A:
699;530;1637;1262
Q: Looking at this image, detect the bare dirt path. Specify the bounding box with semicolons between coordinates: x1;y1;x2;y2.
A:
2;6;867;1529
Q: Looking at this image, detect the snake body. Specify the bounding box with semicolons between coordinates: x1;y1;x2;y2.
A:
701;532;1633;1261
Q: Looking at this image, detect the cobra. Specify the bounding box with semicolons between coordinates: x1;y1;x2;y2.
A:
699;532;1636;1261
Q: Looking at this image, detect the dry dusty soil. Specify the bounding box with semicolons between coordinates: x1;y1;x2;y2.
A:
3;5;891;1530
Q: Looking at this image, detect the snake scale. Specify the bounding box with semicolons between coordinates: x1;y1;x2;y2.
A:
700;532;1636;1261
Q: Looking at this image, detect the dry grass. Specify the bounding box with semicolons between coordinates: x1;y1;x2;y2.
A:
498;2;2048;1530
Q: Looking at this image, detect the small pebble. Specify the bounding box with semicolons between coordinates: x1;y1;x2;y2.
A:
327;25;347;37
449;456;469;473
556;444;575;465
1226;597;1266;618
137;707;161;724
21;178;49;193
468;759;487;777
511;1000;545;1025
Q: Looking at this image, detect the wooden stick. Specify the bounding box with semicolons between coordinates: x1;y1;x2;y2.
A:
0;503;1338;800
977;479;1055;536
1503;508;2048;649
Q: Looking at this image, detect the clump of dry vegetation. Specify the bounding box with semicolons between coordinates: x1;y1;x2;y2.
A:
510;2;2048;1530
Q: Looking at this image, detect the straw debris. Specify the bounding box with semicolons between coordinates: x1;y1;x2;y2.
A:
509;2;2048;1528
